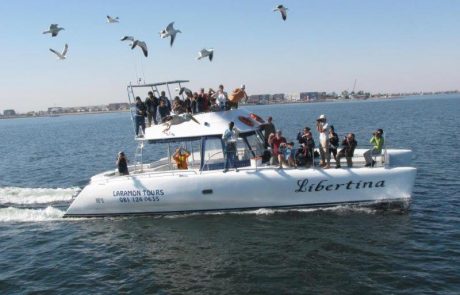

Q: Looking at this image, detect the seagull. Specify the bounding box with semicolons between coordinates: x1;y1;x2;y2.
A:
273;5;288;21
178;87;193;97
107;15;119;23
43;24;65;37
159;22;181;47
197;48;214;62
131;40;148;57
49;44;68;60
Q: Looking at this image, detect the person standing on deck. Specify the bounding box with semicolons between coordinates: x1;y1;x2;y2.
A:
134;96;146;137
263;116;276;148
268;130;287;168
364;129;384;167
316;114;330;168
213;84;228;111
145;91;158;126
159;91;172;112
158;99;171;123
222;121;239;172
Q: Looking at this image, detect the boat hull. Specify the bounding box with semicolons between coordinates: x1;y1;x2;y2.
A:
64;167;416;217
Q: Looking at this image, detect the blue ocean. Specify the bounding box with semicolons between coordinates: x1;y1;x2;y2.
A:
0;95;459;294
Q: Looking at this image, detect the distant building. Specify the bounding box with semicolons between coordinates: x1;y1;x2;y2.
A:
3;109;16;116
300;92;320;101
271;93;285;102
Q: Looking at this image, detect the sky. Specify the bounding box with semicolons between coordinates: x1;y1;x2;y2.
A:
0;0;459;112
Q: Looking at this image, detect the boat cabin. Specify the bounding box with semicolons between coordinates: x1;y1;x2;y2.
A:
125;80;267;175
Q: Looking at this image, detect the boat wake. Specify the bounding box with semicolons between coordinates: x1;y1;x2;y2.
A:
164;205;378;219
0;187;79;223
0;187;79;207
0;206;66;222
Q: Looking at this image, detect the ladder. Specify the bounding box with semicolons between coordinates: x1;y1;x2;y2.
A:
133;139;144;173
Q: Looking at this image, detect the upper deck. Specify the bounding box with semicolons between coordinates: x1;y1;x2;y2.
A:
141;109;265;143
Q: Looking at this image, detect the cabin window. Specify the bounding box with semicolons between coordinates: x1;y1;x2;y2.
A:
203;137;225;164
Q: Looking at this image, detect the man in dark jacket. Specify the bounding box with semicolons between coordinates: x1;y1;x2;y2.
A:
336;133;357;168
145;91;159;126
134;96;146;136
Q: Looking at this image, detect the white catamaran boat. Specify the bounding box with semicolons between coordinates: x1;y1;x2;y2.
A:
64;80;416;217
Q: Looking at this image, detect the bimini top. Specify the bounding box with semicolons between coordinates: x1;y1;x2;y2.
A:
142;109;266;143
129;80;190;88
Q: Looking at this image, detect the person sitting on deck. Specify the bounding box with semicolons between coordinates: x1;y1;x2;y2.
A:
116;151;129;175
297;126;311;145
336;133;358;168
284;142;297;168
364;129;384;167
295;133;315;168
173;147;191;170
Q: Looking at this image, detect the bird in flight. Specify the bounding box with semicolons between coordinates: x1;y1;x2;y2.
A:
273;5;288;21
159;22;182;47
43;24;65;37
50;44;69;60
131;40;148;57
107;15;119;23
197;48;214;62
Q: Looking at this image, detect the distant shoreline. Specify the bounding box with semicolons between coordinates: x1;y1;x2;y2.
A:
1;93;458;120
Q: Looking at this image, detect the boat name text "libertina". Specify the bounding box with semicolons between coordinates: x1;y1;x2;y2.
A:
295;179;385;193
113;189;165;197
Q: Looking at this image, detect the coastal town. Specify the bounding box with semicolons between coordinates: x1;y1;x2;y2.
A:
1;89;457;119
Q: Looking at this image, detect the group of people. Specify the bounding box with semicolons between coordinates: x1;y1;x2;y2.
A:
263;114;385;169
118;111;386;174
133;84;248;137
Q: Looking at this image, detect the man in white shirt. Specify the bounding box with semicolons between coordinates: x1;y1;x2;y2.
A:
222;121;239;172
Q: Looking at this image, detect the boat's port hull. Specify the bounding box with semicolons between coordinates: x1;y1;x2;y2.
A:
64;166;416;217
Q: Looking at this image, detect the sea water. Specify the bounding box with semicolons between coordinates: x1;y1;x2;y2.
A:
0;95;459;293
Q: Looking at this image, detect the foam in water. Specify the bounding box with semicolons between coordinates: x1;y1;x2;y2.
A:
0;206;65;222
164;205;377;219
0;187;80;205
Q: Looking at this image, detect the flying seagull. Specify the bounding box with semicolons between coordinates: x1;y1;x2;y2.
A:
197;48;214;62
107;15;119;23
131;40;148;57
120;36;134;42
43;24;65;37
159;22;181;47
273;5;288;21
178;87;193;97
120;35;134;47
49;44;68;60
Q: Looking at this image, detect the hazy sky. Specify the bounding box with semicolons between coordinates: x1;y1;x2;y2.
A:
0;0;459;112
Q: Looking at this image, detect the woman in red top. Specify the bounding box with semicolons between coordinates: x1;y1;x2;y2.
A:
268;130;286;168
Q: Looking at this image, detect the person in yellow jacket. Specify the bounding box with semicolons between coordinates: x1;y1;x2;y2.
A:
173;147;190;169
364;129;384;167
